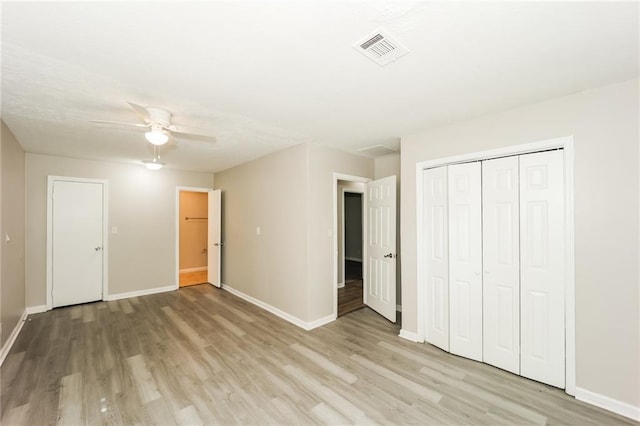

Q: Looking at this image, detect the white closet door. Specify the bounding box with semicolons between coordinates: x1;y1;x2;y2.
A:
520;150;565;388
482;156;520;374
424;167;449;351
448;163;483;361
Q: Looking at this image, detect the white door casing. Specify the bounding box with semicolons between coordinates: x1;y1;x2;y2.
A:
519;150;565;388
208;189;222;288
482;156;521;374
423;166;449;351
448;162;483;361
365;175;397;322
52;180;104;308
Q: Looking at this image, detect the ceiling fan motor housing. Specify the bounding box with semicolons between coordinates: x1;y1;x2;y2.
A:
147;107;172;127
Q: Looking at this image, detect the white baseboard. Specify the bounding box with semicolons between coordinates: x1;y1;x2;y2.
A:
0;310;27;366
576;387;640;421
26;305;47;314
105;285;175;301
179;267;208;273
337;282;345;289
221;284;333;331
306;314;336;330
398;329;419;342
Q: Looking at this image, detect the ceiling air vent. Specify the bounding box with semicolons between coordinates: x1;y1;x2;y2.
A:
353;29;409;66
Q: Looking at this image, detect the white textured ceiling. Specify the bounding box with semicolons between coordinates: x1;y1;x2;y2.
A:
2;1;638;172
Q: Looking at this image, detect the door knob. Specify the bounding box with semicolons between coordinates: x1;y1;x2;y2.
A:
384;253;394;258
95;246;102;251
214;242;224;247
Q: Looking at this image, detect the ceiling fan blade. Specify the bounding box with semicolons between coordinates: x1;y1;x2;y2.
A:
127;102;151;123
90;119;150;128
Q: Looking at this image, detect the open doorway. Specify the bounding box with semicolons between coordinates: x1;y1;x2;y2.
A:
337;181;365;316
178;190;209;287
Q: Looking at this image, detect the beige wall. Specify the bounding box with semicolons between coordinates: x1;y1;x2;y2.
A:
374;153;401;306
215;143;373;323
400;79;639;406
25;153;213;305
214;144;310;320
307;144;374;321
179;191;208;270
1;122;26;347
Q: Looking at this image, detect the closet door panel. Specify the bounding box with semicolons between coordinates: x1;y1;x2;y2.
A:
424;167;449;351
448;162;482;361
520;150;565;388
482;156;520;374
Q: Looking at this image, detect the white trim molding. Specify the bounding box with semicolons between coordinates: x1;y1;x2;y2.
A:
105;285;175;301
415;136;576;395
25;305;47;315
332;173;371;322
222;283;335;331
174;186;214;291
398;329;419;343
0;310;27;366
576;387;640;421
337;282;345;289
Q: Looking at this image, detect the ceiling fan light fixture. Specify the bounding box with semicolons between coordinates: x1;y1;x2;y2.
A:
145;129;169;145
143;159;165;171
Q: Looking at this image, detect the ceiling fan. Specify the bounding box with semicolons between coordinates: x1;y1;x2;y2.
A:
91;102;217;146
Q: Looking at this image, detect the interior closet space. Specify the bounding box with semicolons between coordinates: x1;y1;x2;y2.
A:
423;148;566;388
179;190;209;287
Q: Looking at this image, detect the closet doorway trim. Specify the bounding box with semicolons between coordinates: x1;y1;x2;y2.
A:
415;136;575;396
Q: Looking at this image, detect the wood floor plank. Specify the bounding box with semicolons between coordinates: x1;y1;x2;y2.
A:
1;285;635;426
1;403;30;426
291;342;358;384
57;372;84;425
126;354;161;403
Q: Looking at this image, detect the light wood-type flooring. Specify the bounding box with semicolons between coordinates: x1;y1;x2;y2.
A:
2;284;635;425
179;269;208;287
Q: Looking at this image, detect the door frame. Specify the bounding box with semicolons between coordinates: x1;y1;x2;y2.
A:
332;173;370;319
46;176;109;311
340;187;365;287
174;186;214;289
415;135;575;395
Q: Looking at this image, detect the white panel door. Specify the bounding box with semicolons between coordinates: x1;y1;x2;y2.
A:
520;150;565;388
423;167;449;351
365;176;397;322
207;189;222;288
482;156;521;374
448;162;483;361
52;180;104;307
